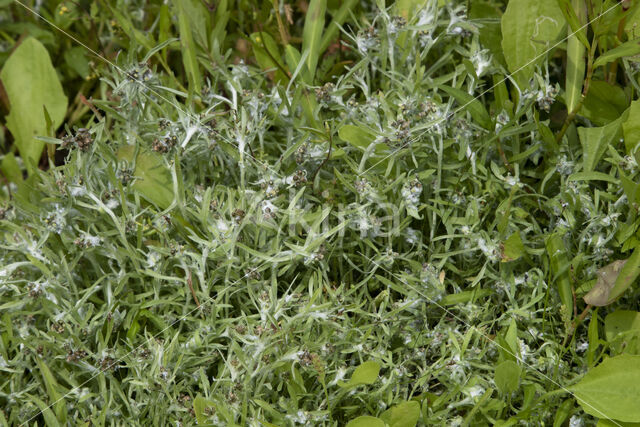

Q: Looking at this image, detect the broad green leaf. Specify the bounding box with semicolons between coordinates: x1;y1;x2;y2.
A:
584;259;627;306
0;37;67;172
501;0;565;87
570;354;640;422
346;416;386;427
623;100;640;160
341;360;380;387
495;360;521;394
174;0;202;94
581;80;629;126
302;0;326;81
578;115;623;172
604;310;640;355
593;39;640;69
380;401;421;427
441;85;492;130
117;146;174;209
501;232;525;262
562;0;587;112
608;247;640;303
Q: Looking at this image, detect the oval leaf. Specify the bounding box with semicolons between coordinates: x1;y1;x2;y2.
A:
380;401;421;427
344;360;380;386
0;37;68;172
570;354;640;422
501;0;565;87
495;360;521;395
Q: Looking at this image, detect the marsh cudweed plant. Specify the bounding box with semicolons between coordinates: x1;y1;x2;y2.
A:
3;0;640;425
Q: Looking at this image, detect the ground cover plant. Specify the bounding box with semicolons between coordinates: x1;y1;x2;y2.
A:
2;0;640;425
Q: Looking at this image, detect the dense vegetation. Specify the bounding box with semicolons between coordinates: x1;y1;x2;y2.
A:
2;0;640;425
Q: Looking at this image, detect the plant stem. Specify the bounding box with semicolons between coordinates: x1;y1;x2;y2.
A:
272;0;289;45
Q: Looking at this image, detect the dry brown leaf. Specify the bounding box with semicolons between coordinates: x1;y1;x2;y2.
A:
583;260;627;306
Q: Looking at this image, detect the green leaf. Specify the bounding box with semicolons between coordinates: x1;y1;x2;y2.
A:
553;398;575;427
567;171;618;183
338;125;376;150
578;115;623;172
174;0;202;94
597;420;640;427
0;37;68;172
341;361;380;387
346;416;386;427
501;0;565;87
501;232;525;262
546;233;573;320
250;32;288;83
623;100;640;160
441;85;492;130
608;247;640;304
581;80;629;126
320;0;358;53
0;153;22;183
380;401;421;427
470;2;506;66
302;0;326;81
562;0;587;112
495;360;521;395
593;39;640;69
193;394;215;425
570;354;640;422
36;357;66;423
117;146;174;209
604;310;640;355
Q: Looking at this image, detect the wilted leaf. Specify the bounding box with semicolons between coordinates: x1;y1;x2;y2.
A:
570;354;640;422
584;260;627;306
0;37;68;172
